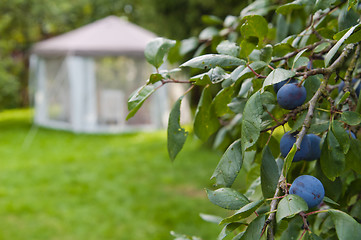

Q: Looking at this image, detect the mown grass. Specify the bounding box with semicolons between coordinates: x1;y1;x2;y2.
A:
0;109;226;240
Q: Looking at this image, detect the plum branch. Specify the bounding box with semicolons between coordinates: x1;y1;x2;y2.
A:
342;44;360;109
262;43;356;240
295;43;356;149
271;41;329;63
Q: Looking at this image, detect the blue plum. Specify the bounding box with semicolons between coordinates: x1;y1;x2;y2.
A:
338;79;361;97
305;134;321;161
280;132;311;162
346;130;356;139
277;83;307;110
273;78;298;93
289;175;325;208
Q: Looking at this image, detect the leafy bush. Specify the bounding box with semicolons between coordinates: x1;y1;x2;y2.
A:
128;0;361;239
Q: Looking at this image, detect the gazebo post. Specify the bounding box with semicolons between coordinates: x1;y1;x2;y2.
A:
83;57;97;132
31;55;48;126
66;55;86;132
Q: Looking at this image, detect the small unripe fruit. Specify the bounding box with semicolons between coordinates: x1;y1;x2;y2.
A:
280;132;311;162
305;134;321;161
289;175;325;208
273;78;297;93
277;83;307;110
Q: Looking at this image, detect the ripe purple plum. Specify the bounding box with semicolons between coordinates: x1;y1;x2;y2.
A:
280;132;311;162
277;83;307;110
338;79;361;97
305;134;321;161
346;130;356;139
273;78;298;93
289;175;325;208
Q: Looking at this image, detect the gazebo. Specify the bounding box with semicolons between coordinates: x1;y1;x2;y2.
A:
29;16;184;133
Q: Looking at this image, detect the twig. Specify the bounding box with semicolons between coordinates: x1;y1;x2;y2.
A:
261;173;286;238
294;44;356;148
271;41;326;63
342;44;360;109
246;63;267;78
299;229;307;240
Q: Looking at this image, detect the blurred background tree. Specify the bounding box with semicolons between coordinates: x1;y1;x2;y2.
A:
0;0;247;110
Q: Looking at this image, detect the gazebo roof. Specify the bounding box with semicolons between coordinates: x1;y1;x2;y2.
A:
32;16;157;57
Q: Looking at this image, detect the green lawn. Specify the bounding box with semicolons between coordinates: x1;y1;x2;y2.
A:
0;109;226;240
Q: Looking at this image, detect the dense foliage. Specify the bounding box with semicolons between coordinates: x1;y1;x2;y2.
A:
129;0;361;239
0;0;245;110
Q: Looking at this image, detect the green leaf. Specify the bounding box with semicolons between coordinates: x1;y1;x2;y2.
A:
148;73;163;84
276;194;308;222
220;200;264;225
329;209;361;240
309;120;330;134
239;215;265;240
323;196;340;206
218;223;244;240
260;45;273;63
276;1;305;15
240;15;268;45
191;67;230;85
293;56;309;69
304;75;322;102
325;24;358;67
190;73;212;86
341;111;361;125
170;231;201;240
332;120;350;154
305;231;323;240
230;61;267;82
292;49;308;69
337;91;351;105
283;144;297;178
345;138;361;174
199;213;223;224
167;97;188;161
241;92;263;155
180;37;199;55
144;37;176;68
216;40;241;57
261;146;280;198
291;111;307;132
211;139;242;187
180;54;246;70
211;87;234;117
219;224;243;240
262;68;296;89
348;0;358;10
206;188;250;210
240;39;257;58
314;42;331;53
320;131;345;181
194;86;220;141
126;85;155;120
199;26;219;40
201;15;223;25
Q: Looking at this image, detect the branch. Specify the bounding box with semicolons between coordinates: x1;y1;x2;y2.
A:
262;173;286;239
247;63;266;78
271;41;327;63
342;44;360;109
262;43;356;239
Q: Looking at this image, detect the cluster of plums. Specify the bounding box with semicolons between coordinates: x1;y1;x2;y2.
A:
272;79;360;210
280;132;321;162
